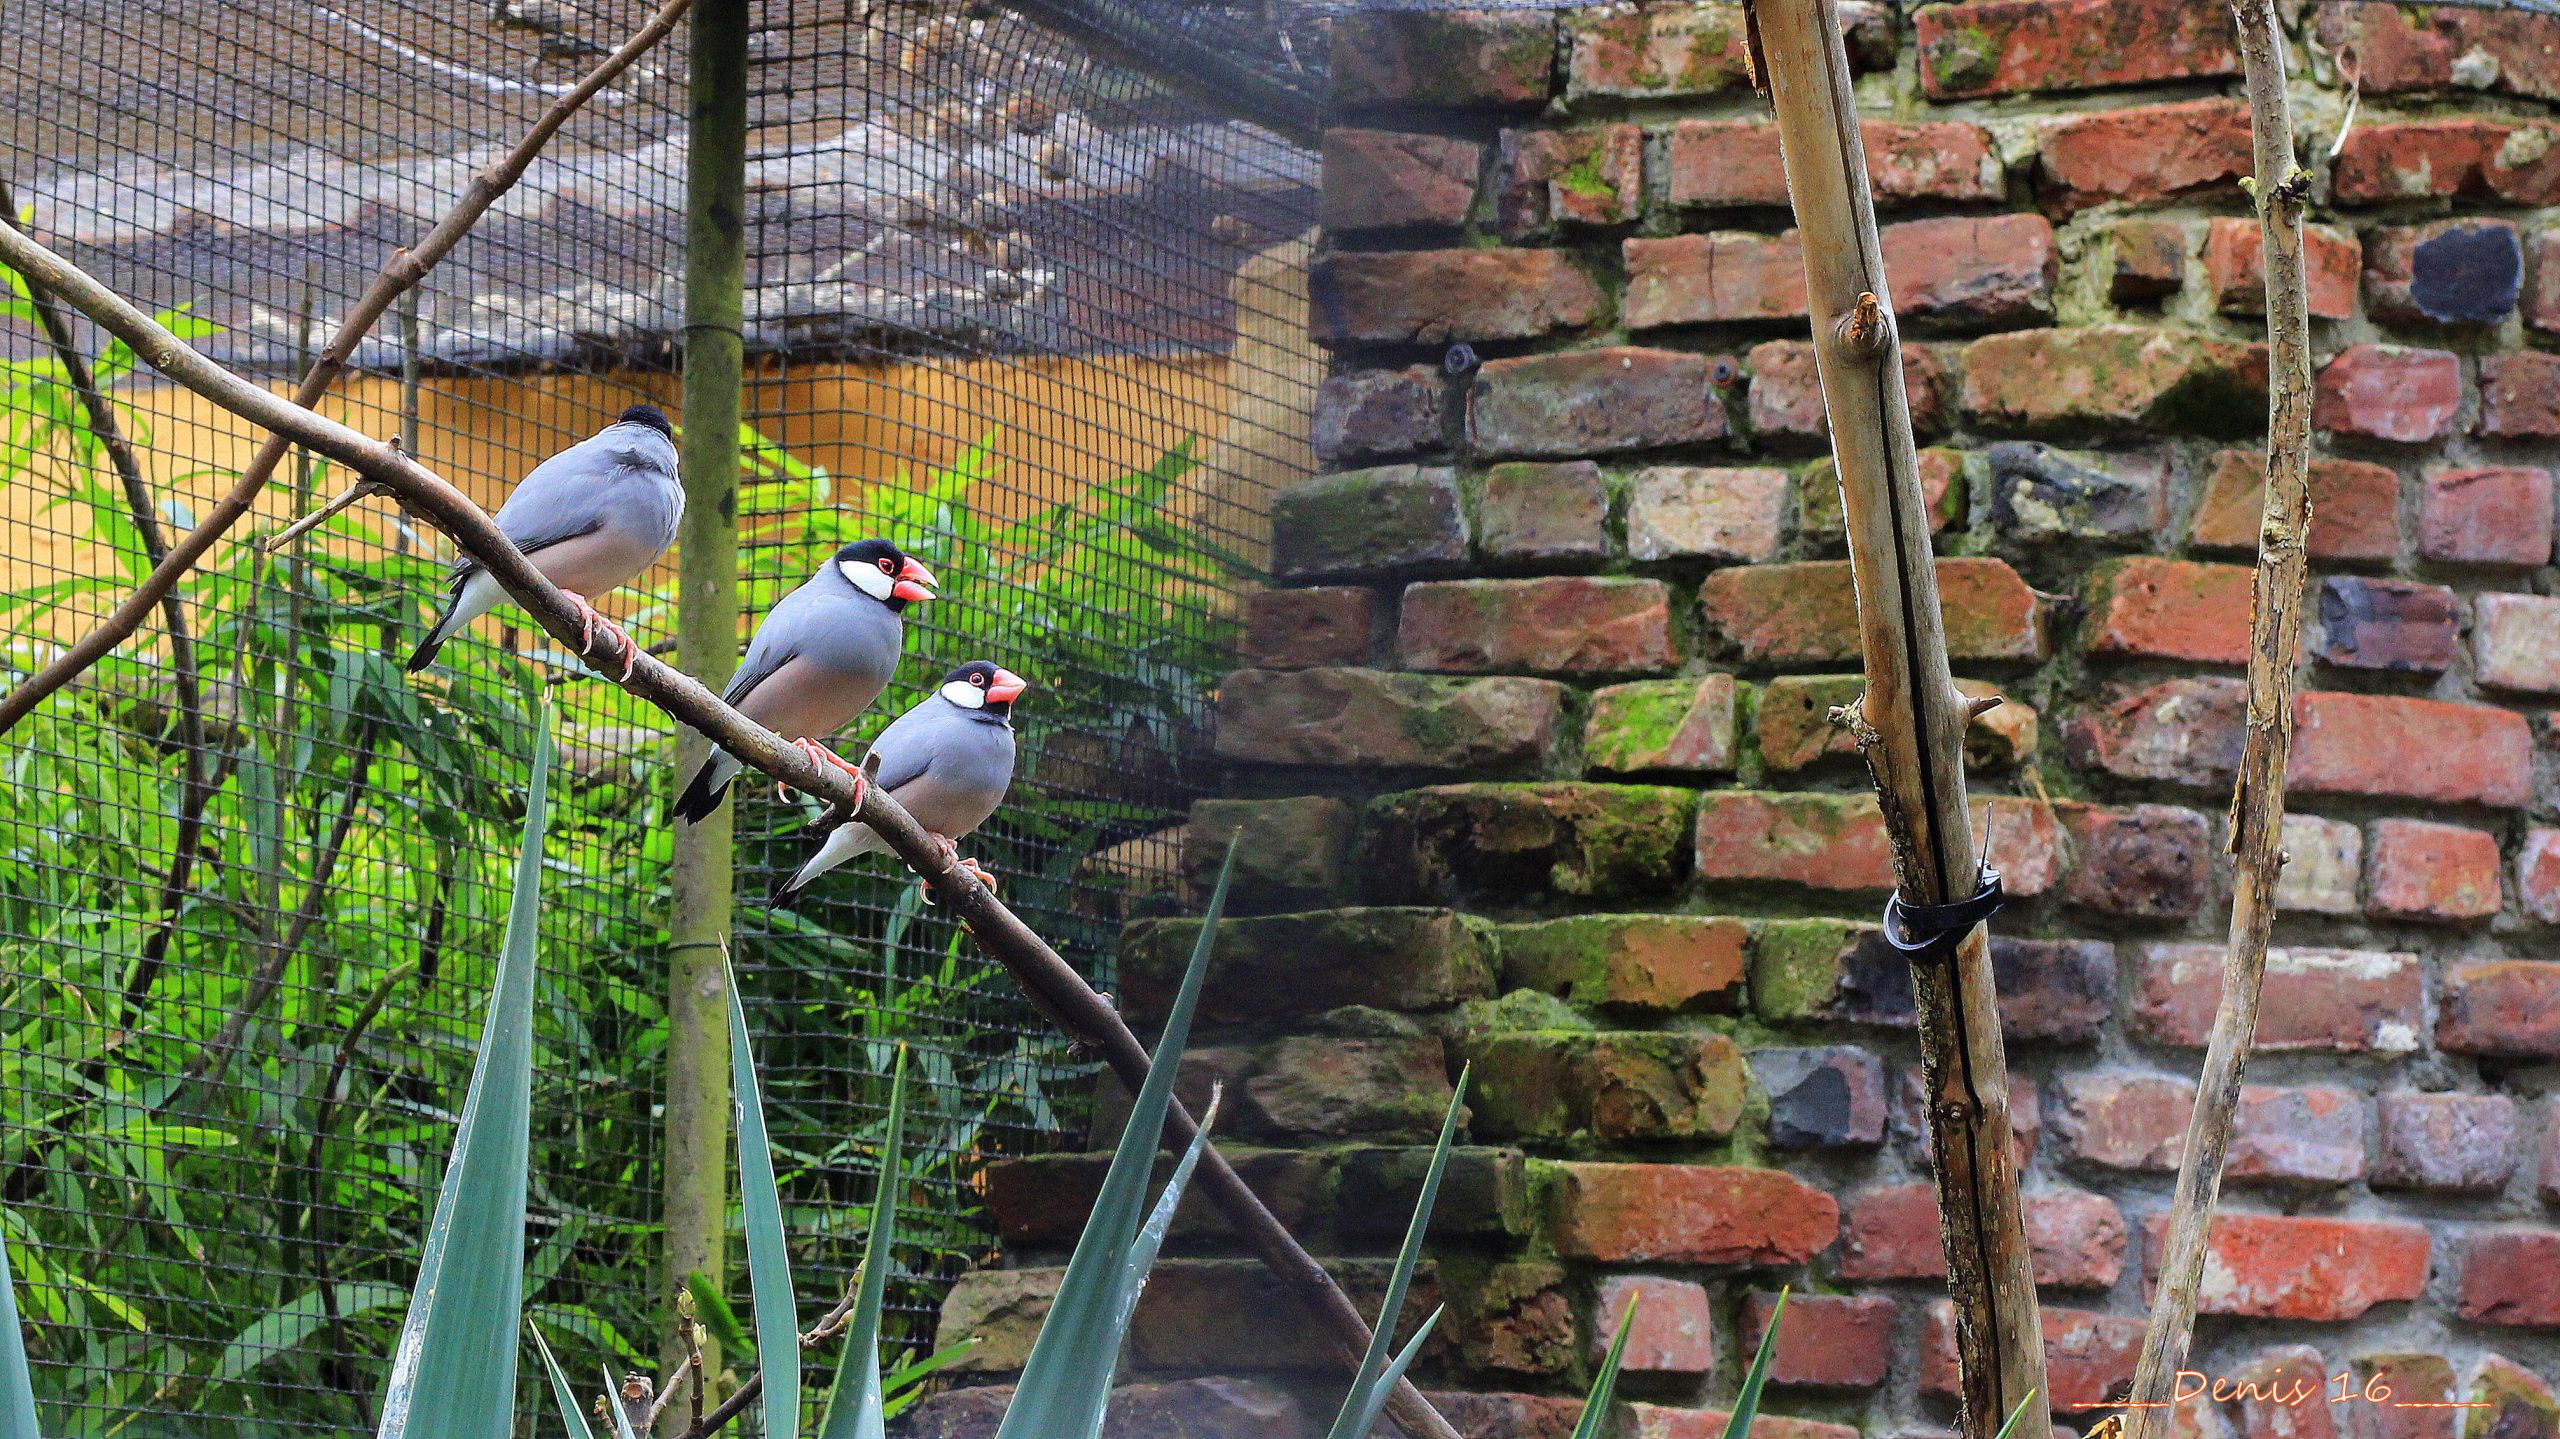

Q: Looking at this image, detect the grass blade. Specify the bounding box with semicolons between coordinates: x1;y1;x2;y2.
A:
528;1325;596;1439
726;957;799;1438
816;1047;911;1439
1995;1392;2042;1439
992;840;1235;1439
1;1203;39;1439
1720;1287;1787;1439
1324;1068;1469;1439
375;718;554;1439
1571;1293;1641;1439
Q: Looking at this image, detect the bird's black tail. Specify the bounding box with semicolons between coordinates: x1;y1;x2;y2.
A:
672;759;734;824
406;594;460;673
764;865;809;910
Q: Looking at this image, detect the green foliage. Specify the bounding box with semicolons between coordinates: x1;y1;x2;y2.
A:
815;1048;908;1439
2;1196;39;1439
728;955;804;1436
1323;1069;1464;1439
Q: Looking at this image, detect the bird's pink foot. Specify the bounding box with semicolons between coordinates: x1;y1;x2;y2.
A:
783;738;868;808
562;592;640;681
920;836;993;906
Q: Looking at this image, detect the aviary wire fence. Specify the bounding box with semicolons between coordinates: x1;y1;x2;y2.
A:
0;0;1312;1432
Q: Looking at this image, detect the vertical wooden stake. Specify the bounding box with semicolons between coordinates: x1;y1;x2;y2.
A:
2121;4;2315;1431
663;0;747;1423
1751;4;2050;1436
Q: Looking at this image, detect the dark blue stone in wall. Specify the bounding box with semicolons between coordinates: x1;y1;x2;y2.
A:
2409;223;2522;325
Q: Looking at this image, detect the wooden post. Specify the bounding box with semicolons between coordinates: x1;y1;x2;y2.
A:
663;0;747;1421
2120;4;2315;1431
1751;4;2050;1436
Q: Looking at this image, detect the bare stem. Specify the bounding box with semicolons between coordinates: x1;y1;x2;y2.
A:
2120;4;2316;1433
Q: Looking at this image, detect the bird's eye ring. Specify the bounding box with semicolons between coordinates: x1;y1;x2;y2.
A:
877;556;896;573
972;673;987;685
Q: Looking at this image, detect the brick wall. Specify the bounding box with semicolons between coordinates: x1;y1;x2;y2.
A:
913;3;2560;1436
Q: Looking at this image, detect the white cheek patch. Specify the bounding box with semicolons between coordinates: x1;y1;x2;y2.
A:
941;679;984;709
841;559;895;599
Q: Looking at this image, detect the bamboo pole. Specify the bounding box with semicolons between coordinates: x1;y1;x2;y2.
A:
0;217;1463;1439
2120;5;2315;1431
661;0;747;1420
1750;4;2049;1436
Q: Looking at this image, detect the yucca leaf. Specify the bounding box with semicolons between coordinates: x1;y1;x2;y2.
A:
528;1326;595;1439
601;1367;640;1439
1720;1287;1787;1439
815;1047;911;1439
1571;1293;1640;1439
726;957;799;1438
1994;1391;2041;1439
374;719;554;1439
1;1202;40;1439
1324;1068;1470;1439
1113;1084;1222;1334
992;840;1235;1439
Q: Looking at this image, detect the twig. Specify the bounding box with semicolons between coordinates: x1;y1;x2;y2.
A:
660;1280;862;1439
2121;5;2316;1434
1750;4;2050;1435
0;0;694;743
0;223;1460;1439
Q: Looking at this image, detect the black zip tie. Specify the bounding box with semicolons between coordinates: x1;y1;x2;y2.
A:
1881;868;2005;965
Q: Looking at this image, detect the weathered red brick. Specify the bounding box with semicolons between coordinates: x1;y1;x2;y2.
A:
1625;466;1787;563
2053;1074;2366;1186
1321;129;1483;233
1592;1275;1715;1375
2455;1230;2560;1326
1839;1182;2125;1290
1583;676;1738;778
2367;219;2524;326
1469;348;1725;459
1694;791;1894;894
2479;350;2560;439
1399;577;1675;676
1796;449;1966;543
1330;8;1556;110
2313;577;2460;674
1449;1265;1575;1380
2082;556;2256;666
2439;960;2560;1059
1313;365;1445;464
2111;218;2190;304
1663;118;2003;209
1880;214;2058;329
2374;1092;2520;1194
2513;825;2560;930
2062;803;2211;920
1627;1408;1859;1439
1963;325;2265;435
2133;943;2425;1054
1423;1391;1583;1439
2368;819;2503;924
1741;1291;1893;1389
1477;460;1608;563
1312;249;1601;346
1546;1163;1837;1265
1921;1301;2146;1412
1464;1030;1745;1144
2037;99;2253;213
2545;1098;2560;1204
2278;814;2366;917
1215;667;1565;771
2314;344;2463;442
1700;558;2046;664
2191;450;2401;561
1241;587;1379;670
2317;2;2560;105
1917;0;2237;98
2291;691;2534;806
2065;676;2247;789
1623;232;1806;330
2327;119;2560;205
1563;2;1750;100
2533;229;2560;334
1990;937;2115;1045
2420;466;2555;566
1498;125;1641;237
2203;217;2360;319
2140;1212;2430;1320
1500;913;1748;1014
2233;1347;2339;1439
1748;339;1951;444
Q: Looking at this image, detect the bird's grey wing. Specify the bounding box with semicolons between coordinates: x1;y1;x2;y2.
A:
721;581;829;706
451;439;617;583
858;700;949;793
894;722;1016;839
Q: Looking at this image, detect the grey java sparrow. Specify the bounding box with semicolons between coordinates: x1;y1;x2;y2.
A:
406;403;683;678
670;538;940;823
768;660;1024;908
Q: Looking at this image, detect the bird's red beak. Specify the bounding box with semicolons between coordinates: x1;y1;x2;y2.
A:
988;667;1028;705
892;556;939;603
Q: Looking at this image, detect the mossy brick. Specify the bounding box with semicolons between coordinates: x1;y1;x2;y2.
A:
2467;1359;2560;1439
1497;124;1642;237
1328;8;1556;111
1981;442;2169;545
2035;98;2253;213
1961;325;2266;436
1757;673;2034;774
1213;667;1566;772
1468;348;1726;459
1498;913;1748;1013
1148;1036;1457;1144
1310;249;1604;347
1338;1145;1530;1239
1449;1261;1577;1378
1476;460;1608;564
1399;577;1677;677
1751;919;1914;1028
1797;448;1965;541
1362;783;1696;904
1915;0;2236;99
1119;907;1496;1022
1699;558;2046;665
1460;1030;1747;1143
1270;466;1466;582
1182;796;1358;911
1582;675;1737;777
1562;2;1752;100
981;1147;1334;1248
939;1257;1441;1374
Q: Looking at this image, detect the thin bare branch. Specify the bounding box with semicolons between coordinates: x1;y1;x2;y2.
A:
0;221;1456;1439
2121;4;2317;1433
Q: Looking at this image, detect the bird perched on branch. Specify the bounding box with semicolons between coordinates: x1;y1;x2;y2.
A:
670;538;938;823
406;404;682;678
768;660;1023;908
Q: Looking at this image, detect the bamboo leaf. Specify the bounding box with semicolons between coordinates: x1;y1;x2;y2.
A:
1571;1293;1640;1439
1323;1068;1468;1439
726;957;801;1438
374;718;554;1439
528;1325;596;1439
1;1201;40;1439
216;1281;408;1381
816;1047;910;1439
992;841;1234;1439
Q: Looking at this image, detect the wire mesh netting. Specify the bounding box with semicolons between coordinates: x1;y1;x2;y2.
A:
0;0;1315;1432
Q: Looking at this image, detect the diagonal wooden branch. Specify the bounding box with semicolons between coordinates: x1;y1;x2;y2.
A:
0;221;1460;1439
2121;4;2316;1431
0;0;692;743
